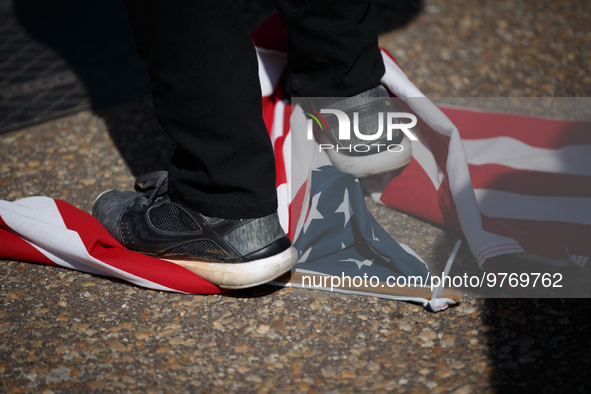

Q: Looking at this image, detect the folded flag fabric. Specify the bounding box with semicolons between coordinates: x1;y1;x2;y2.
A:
372;104;591;268
0;175;446;305
254;14;590;271
0;196;223;294
292;166;430;283
0;175;456;308
273;165;462;311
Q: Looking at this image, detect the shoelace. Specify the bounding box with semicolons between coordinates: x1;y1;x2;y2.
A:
134;171;169;207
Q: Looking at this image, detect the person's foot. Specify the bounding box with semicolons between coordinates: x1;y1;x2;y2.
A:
92;171;296;289
318;85;412;177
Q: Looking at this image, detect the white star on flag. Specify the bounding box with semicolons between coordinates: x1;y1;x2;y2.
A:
334;188;352;227
340;258;375;269
303;192;324;234
371;226;379;242
297;247;312;264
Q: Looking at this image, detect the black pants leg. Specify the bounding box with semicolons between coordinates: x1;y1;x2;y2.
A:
123;0;278;219
275;0;385;97
123;0;384;219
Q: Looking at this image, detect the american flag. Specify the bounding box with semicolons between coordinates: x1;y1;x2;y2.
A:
256;14;590;271
1;14;589;307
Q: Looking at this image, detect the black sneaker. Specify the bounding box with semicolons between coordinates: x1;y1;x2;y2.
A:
92;171;296;289
300;85;413;177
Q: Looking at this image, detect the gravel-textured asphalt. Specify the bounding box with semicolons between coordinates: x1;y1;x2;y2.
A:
1;0;590;393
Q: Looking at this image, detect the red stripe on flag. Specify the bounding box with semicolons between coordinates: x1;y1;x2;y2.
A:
480;214;572;261
274;135;286;188
494;218;591;258
262;92;277;133
53;200;223;294
289;181;308;240
0;216;58;266
438;174;463;233
441;107;591;148
251;13;287;52
380;160;445;227
273;101;290;188
381;127;458;230
416;119;452;171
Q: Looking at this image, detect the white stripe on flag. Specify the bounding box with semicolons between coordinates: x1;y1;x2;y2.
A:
256;47;287;97
412;129;444;190
269;99;285;144
463;137;591;176
379;52;425;98
283;122;292;199
24;238;113;277
277;182;289;234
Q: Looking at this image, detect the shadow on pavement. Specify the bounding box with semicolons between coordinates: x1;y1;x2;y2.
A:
425;157;591;392
482;297;591;393
8;0;150;133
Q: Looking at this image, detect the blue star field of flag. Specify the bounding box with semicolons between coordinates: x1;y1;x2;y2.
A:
293;166;430;283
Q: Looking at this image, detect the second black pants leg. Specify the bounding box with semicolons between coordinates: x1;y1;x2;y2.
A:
123;0;277;219
274;0;385;98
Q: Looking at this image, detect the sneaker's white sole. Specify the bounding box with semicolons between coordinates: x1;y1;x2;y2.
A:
162;246;297;289
322;135;412;178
